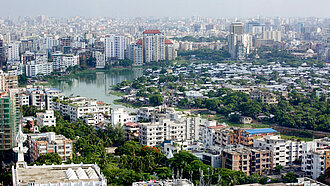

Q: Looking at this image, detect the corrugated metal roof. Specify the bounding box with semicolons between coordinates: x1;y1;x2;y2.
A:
245;128;277;134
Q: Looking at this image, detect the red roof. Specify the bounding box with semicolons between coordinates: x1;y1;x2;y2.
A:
143;30;161;34
136;39;142;45
208;125;226;130
125;122;139;127
165;40;173;45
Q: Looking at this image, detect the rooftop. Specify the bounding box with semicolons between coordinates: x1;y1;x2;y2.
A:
14;163;106;185
143;30;162;34
245;128;277;135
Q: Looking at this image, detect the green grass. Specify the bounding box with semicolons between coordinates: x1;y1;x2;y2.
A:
174;107;189;112
109;91;127;97
280;134;314;142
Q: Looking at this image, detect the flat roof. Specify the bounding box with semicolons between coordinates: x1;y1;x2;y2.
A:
245;128;277;134
15;164;103;185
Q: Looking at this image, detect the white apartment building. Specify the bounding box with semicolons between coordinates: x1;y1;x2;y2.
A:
200;123;225;148
52;52;79;72
95;51;106;68
214;128;231;147
53;96;111;125
302;138;330;179
111;107;138;126
104;34;125;60
27;88;46;110
254;135;304;168
139;118;187;147
25;61;53;77
36;110;56;127
138;110;207;147
42;36;59;50
44;88;65;110
7;41;20;63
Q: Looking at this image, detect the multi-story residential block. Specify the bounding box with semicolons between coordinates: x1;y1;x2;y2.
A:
27;88;46;110
222;147;272;176
20;39;37;54
0;71;18;93
0;96;21;151
52;52;79;72
142;30;165;63
124;122;139;140
199;121;224;148
127;42;143;66
94;51;106;68
250;90;278;104
104;34;125;60
228;33;253;60
138;110;205;147
111;107;138;126
53;96;110;125
36;110;56;127
0;39;4;63
25;61;53;77
165;39;177;60
230;128;277;147
214;127;231;147
44;88;65;110
254;135;304;167
59;37;71;54
7;41;20;63
302;138;330;179
139;118;186;147
27;132;72;162
263;30;282;42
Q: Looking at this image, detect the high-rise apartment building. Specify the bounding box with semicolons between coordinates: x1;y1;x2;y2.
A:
0;39;4;65
104;35;125;60
7;42;20;62
59;37;71;54
94;51;106;68
127;42;143;66
165;40;177;61
228;33;253;60
263;31;282;42
230;22;244;35
142;30;165;63
0;96;21;151
20;39;37;54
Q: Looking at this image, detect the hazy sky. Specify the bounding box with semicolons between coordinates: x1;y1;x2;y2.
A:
0;0;329;18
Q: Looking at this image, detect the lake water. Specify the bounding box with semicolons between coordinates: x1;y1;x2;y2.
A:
49;68;144;112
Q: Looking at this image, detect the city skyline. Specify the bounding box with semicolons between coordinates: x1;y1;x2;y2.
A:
0;0;329;18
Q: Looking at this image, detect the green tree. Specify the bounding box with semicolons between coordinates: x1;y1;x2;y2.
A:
149;94;164;106
34;152;62;165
